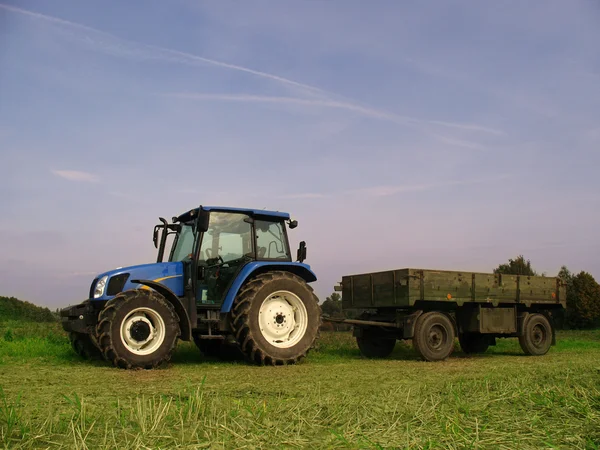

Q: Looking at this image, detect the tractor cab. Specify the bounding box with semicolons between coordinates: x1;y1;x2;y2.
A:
154;206;305;309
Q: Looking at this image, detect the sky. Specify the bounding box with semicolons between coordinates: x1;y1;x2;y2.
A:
1;0;599;309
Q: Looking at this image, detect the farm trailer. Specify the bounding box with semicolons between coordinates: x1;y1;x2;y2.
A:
60;206;321;369
330;268;566;361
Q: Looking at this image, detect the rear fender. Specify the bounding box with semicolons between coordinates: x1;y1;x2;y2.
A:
220;262;317;313
132;279;192;341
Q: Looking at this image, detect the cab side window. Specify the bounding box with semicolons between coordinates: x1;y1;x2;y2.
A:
255;220;290;260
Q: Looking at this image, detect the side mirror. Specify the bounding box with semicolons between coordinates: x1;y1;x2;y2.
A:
152;225;159;248
197;207;210;232
288;219;298;229
296;241;307;263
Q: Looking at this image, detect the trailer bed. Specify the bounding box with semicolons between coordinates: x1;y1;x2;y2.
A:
341;268;566;309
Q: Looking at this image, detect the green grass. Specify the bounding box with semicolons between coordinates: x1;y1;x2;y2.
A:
0;323;599;449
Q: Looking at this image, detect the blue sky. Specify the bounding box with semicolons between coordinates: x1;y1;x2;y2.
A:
1;0;599;308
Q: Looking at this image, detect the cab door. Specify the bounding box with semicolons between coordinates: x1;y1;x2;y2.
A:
195;212;254;306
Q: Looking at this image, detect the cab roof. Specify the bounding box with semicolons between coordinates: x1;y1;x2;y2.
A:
177;206;290;222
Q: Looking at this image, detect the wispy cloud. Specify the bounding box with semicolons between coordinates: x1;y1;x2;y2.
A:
1;3;504;137
51;169;99;182
277;193;327;199
0;3;328;97
429;121;505;136
435;136;488;151
166;93;504;135
351;175;511;197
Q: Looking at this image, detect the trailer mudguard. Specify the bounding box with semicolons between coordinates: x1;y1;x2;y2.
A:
132;279;192;341
220;262;317;313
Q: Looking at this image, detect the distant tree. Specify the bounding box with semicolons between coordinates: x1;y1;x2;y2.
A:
321;293;343;317
494;255;538;276
566;272;600;329
320;293;354;331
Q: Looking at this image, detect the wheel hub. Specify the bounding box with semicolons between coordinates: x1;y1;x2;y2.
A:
258;291;308;349
130;320;151;342
428;325;446;350
120;308;166;356
532;325;545;347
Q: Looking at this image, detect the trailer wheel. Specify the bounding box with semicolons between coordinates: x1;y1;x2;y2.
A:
356;332;396;358
519;313;552;356
69;332;103;360
230;271;320;365
458;333;490;354
413;311;455;361
96;289;180;369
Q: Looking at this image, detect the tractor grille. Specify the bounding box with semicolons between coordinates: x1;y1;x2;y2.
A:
107;273;130;296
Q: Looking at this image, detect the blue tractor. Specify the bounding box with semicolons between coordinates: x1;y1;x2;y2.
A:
60;206;321;369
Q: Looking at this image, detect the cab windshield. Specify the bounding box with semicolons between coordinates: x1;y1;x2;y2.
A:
169;223;196;261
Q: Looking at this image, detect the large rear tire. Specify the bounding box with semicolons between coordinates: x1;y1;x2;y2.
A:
413;311;455;361
230;271;320;365
356;332;396;358
519;313;552;356
458;333;490;354
96;289;180;369
69;332;103;360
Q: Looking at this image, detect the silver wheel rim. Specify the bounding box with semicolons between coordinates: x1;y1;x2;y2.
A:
258;290;308;349
120;307;166;355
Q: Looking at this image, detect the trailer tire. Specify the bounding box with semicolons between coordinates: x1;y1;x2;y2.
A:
519;313;552;356
413;311;455;361
458;333;490;354
69;332;103;360
356;333;396;358
96;289;180;369
230;271;320;365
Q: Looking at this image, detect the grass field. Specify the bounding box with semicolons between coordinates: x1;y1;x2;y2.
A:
0;320;599;449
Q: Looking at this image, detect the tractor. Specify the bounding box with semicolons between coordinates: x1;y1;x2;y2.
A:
60;206;321;368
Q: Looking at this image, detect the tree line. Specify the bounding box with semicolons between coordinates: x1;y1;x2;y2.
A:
321;256;600;330
0;296;58;322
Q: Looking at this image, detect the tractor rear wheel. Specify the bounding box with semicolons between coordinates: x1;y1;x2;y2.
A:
519;313;552;356
96;289;180;369
458;333;490;354
69;332;103;360
230;271;320;365
413;311;455;361
356;332;396;358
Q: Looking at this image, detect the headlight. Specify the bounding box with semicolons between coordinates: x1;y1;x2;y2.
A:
94;276;108;298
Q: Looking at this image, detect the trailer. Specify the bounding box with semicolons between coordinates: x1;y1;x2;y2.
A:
331;268;566;361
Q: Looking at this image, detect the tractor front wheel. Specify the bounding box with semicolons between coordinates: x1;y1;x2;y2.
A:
230;271;320;365
96;289;180;369
69;332;103;360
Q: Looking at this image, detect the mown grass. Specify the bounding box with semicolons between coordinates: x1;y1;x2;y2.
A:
0;322;599;449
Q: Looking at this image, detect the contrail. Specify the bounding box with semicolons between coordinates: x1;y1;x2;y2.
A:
1;3;505;136
0;3;328;96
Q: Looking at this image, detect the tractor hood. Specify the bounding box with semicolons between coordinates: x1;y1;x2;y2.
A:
90;262;184;301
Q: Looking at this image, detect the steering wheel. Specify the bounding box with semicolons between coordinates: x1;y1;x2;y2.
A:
206;255;224;266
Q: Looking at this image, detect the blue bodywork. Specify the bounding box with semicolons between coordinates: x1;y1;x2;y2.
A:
89;206;315;317
91;262;184;301
89;260;316;312
219;262;316;313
